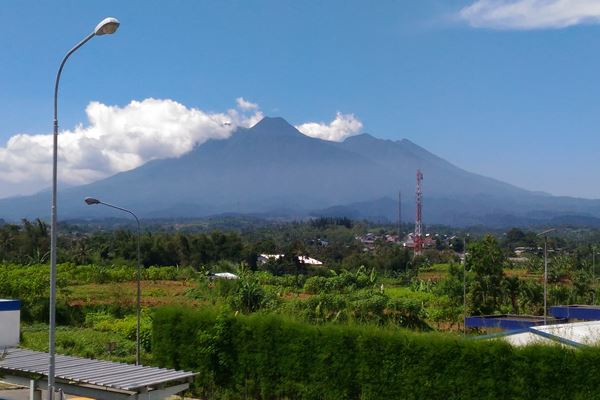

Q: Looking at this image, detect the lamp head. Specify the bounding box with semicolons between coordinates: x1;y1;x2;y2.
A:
94;17;120;36
537;228;556;237
84;197;101;205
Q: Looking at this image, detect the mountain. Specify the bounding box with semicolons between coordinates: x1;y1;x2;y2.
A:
1;117;599;226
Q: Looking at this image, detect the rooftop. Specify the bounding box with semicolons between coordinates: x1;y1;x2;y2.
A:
0;348;196;400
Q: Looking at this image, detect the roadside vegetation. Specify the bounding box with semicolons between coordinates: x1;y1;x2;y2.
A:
1;217;600;397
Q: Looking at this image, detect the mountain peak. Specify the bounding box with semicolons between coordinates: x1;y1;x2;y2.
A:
343;133;379;143
251;117;299;136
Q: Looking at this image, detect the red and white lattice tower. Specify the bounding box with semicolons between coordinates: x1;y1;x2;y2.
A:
414;169;424;256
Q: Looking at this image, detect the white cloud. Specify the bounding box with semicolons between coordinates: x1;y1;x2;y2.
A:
295;112;363;142
236;97;259;110
459;0;600;29
0;98;263;198
0;98;366;199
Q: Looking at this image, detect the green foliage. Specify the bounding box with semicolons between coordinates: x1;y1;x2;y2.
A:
303;267;376;294
84;311;153;352
0;219;50;264
283;290;427;328
254;271;306;289
229;272;270;313
153;306;600;400
22;324;138;363
0;220;246;267
0;263;66;321
467;235;506;315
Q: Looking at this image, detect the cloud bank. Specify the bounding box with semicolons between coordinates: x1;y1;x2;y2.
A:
295;112;363;142
0;98;263;198
0;99;363;198
459;0;600;29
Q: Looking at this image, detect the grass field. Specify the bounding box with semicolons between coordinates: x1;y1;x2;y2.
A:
66;280;197;307
21;324;140;363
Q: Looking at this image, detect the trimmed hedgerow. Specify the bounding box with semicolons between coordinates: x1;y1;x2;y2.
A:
153;306;600;400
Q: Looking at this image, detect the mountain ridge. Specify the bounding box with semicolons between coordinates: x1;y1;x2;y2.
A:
0;116;598;227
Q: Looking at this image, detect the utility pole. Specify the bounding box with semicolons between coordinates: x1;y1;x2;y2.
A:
593;246;596;281
593;246;597;304
537;228;555;324
398;191;402;239
463;234;469;336
414;170;424;256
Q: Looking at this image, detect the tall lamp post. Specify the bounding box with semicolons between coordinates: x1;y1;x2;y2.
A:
593;246;598;304
537;228;556;324
463;234;469;336
49;18;120;399
593;246;597;281
84;197;141;365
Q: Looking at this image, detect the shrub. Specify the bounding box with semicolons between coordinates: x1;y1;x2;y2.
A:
303;269;375;294
153;306;600;400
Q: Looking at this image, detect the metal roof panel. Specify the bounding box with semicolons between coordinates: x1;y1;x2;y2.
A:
0;348;196;393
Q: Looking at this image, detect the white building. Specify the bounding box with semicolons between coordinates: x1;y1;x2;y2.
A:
258;254;323;266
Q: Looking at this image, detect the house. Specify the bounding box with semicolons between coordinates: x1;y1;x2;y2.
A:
402;233;436;249
257;254;323;266
257;254;285;264
297;256;324;266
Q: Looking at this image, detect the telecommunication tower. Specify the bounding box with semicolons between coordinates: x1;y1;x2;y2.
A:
414;169;424;255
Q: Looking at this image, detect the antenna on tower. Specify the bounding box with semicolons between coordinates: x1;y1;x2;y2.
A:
414;170;424;256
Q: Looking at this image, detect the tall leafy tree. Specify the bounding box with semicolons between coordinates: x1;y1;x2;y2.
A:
467;235;506;315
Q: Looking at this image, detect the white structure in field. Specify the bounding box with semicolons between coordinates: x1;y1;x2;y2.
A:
258;254;323;266
0;299;20;348
212;272;239;280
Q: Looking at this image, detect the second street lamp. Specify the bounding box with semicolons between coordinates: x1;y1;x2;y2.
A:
537;228;556;324
84;197;142;365
49;17;120;399
463;234;469;336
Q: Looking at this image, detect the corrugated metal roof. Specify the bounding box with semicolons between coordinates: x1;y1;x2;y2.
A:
0;348;196;392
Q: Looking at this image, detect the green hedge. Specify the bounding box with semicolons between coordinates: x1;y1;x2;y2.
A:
153;306;600;400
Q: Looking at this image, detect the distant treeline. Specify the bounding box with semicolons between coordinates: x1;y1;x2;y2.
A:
310;217;354;229
0;218;246;267
3;218;598;275
0;219;420;275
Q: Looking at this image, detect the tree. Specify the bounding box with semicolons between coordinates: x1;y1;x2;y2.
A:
467;235;506;315
502;276;520;313
505;228;526;245
450;237;464;253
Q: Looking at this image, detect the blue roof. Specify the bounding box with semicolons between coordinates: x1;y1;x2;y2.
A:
550;305;600;321
465;314;566;330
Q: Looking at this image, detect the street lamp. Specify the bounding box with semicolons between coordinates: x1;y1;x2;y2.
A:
592;245;597;281
593;246;598;304
537;228;556;324
84;197;142;365
49;17;119;399
463;234;469;336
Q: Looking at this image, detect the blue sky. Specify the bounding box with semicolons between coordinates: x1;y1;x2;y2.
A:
1;0;599;198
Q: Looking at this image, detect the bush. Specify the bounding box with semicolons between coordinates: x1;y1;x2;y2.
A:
84;311;153;351
22;324;137;362
283;290;428;328
303;269;375;294
153;306;600;400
